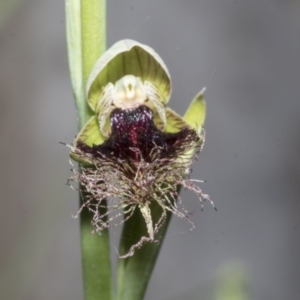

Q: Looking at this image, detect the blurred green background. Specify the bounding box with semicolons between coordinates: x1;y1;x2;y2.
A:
1;1;300;299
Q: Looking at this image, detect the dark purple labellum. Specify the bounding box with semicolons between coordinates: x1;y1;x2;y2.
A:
77;105;199;165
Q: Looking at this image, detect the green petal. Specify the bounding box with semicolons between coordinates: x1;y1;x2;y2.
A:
183;88;207;133
74;115;106;146
86;39;172;111
164;107;190;133
70;116;106;165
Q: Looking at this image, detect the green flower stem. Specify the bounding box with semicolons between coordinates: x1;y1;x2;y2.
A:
80;200;113;300
66;1;113;300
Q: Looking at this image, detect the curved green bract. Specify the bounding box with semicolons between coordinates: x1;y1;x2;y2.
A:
86;40;172;111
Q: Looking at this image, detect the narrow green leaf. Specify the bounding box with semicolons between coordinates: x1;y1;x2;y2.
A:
66;0;85;128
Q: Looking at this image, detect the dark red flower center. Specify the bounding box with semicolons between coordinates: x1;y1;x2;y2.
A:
77;105;199;163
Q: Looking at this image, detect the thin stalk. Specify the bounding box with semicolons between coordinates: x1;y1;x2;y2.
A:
80;1;112;300
66;1;113;300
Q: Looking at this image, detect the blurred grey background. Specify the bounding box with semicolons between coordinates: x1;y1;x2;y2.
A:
1;0;300;299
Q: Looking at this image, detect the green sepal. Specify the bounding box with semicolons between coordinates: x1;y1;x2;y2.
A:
86;39;172;111
164;88;206;135
183;88;206;133
164;107;192;133
70;116;106;165
74;116;106;147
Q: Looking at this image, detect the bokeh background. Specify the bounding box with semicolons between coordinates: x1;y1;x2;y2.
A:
1;0;300;299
